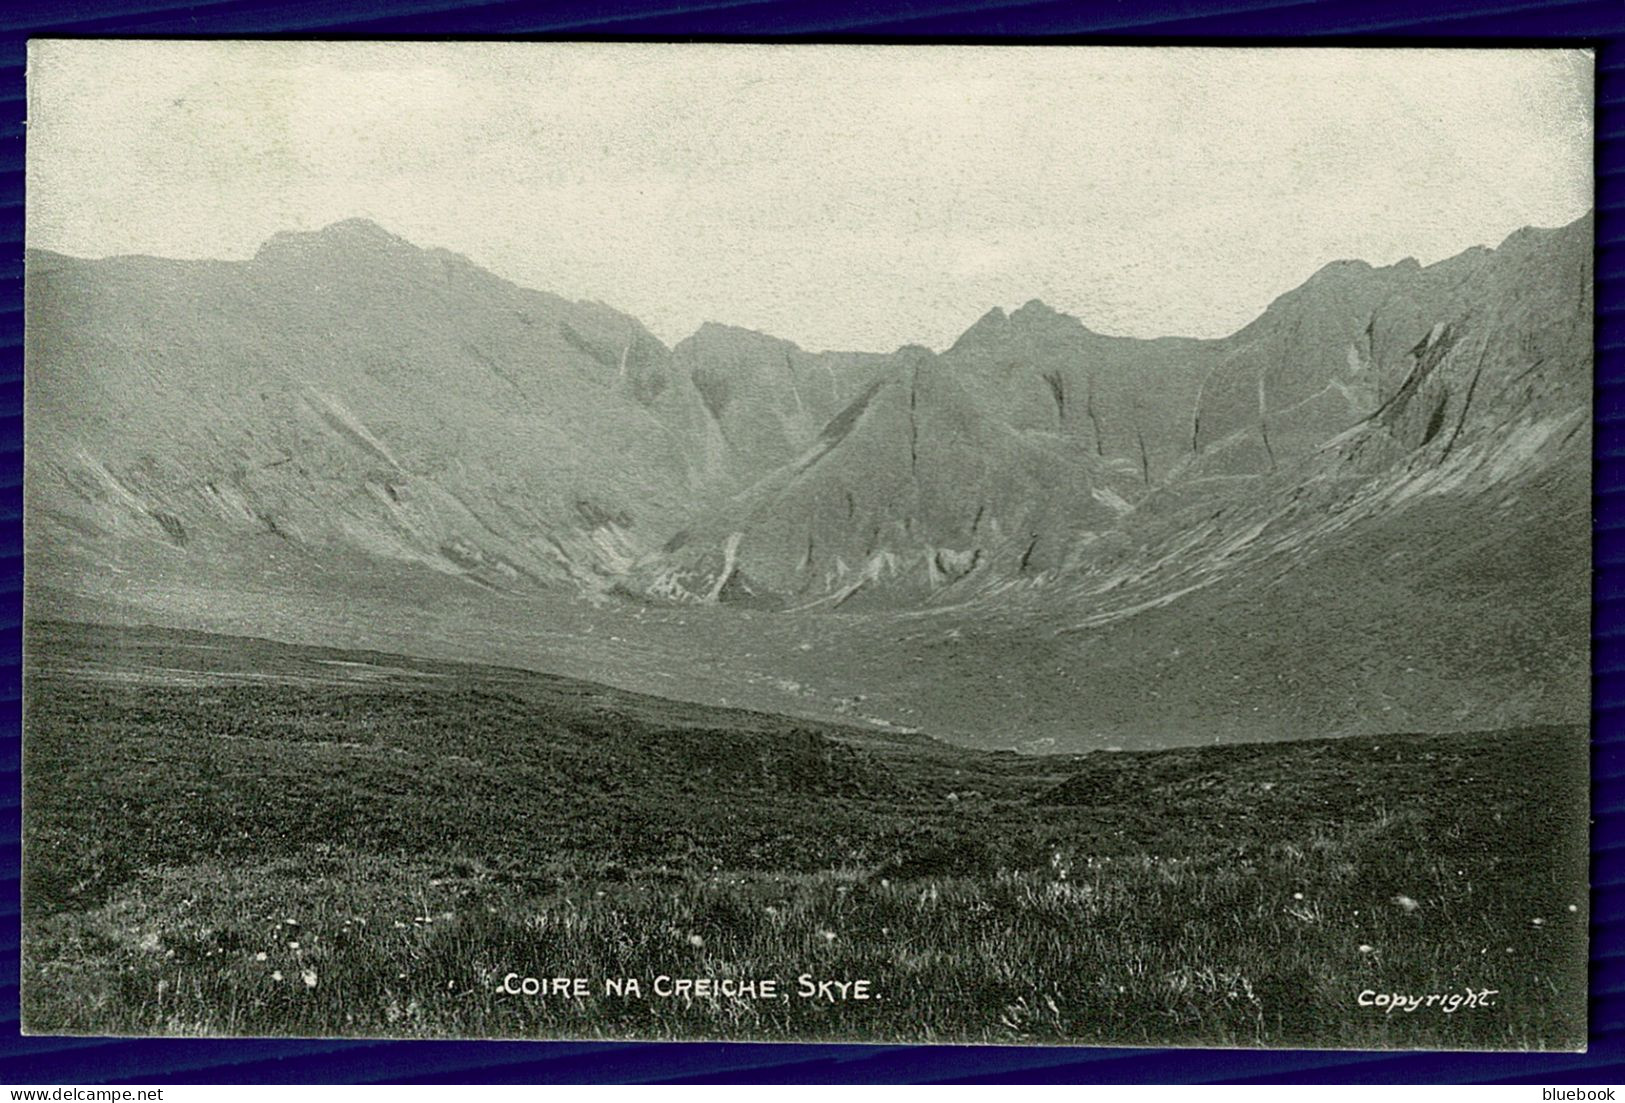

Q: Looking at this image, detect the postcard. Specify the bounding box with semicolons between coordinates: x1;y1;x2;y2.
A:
20;42;1593;1048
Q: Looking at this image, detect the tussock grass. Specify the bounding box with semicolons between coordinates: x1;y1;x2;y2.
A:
22;622;1588;1048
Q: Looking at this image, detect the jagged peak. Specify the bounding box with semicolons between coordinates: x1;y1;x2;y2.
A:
255;218;415;261
1011;298;1093;334
696;319;774;338
947;306;1009;353
1423;244;1493;277
1011;298;1063;321
1303;257;1376;285
678;320;803;355
1410;211;1588;276
1238;211;1590;339
320;217;396;240
1494;213;1591;254
951;299;1096;353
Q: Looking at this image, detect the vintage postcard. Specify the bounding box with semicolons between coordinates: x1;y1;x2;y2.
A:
20;42;1593;1048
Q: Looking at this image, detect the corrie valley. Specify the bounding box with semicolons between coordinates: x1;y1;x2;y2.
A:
18;42;1592;1052
497;974;875;1002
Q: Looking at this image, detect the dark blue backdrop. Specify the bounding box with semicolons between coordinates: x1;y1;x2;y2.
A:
0;0;1619;1084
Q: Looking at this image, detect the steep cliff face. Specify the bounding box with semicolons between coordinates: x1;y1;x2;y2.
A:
669;322;891;489
630;214;1590;607
638;344;1140;606
941;299;1216;483
1182;218;1589;484
631;300;1217;605
1188;261;1393;475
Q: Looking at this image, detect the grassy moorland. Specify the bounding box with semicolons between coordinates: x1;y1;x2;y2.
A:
21;620;1587;1048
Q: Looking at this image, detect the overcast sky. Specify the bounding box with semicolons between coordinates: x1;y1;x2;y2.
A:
27;42;1592;352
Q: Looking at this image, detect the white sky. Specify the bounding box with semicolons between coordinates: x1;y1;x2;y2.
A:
27;42;1593;352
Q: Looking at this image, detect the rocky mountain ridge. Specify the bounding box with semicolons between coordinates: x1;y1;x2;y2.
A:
26;213;1591;612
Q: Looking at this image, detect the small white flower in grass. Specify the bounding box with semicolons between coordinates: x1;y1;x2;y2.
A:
394;921;408;930
688;933;705;948
302;969;318;989
1292;893;1304;901
271;970;284;982
1531;917;1545;927
1357;944;1374;954
284;918;298;927
1569;905;1580;913
819;929;837;943
1393;895;1419;913
255;952;268;962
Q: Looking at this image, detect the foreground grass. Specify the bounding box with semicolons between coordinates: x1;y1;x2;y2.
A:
21;620;1589;1048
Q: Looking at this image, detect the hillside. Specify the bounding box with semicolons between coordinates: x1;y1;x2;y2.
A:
27;220;710;593
23;211;1593;750
21;621;1588;1047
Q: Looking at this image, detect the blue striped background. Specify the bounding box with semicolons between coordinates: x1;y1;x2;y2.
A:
0;0;1620;1083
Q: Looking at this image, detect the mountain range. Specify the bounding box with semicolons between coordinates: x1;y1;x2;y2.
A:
23;212;1592;749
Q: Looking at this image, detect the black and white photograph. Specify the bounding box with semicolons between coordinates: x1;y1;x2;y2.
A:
19;42;1594;1049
